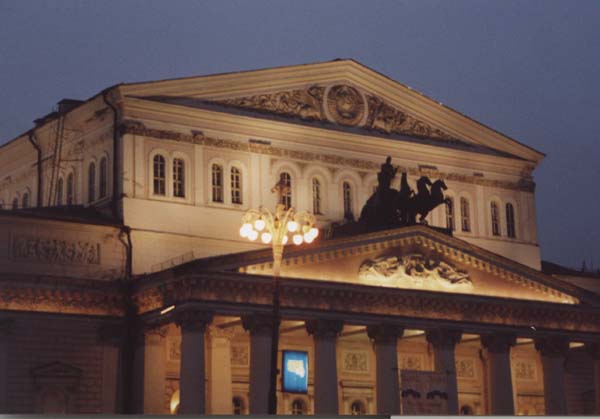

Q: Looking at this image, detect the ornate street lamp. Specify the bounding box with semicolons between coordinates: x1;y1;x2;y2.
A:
239;185;318;414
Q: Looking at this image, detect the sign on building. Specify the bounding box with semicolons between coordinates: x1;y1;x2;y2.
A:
400;370;449;415
282;350;308;393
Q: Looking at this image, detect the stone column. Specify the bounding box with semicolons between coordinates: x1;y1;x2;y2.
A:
207;325;235;414
0;318;14;413
480;333;516;415
175;309;213;415
535;336;569;415
98;324;125;413
585;343;600;415
426;328;462;415
242;314;276;414
367;324;404;415
132;325;168;414
306;319;343;414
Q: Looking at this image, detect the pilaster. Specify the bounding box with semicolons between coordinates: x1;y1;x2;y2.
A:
132;324;168;414
207;325;235;414
97;323;125;414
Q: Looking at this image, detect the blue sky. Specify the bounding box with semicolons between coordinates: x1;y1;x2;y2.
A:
1;0;598;269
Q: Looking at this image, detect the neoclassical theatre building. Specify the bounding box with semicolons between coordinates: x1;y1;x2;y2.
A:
0;60;599;415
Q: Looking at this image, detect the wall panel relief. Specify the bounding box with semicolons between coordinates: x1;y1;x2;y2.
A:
9;234;101;265
455;357;477;379
399;353;426;371
231;343;249;367
342;350;370;374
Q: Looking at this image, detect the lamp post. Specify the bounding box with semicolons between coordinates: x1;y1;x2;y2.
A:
239;189;318;414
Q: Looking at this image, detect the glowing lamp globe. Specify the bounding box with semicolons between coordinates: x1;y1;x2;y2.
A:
240;223;253;238
248;230;258;241
287;220;298;233
261;232;272;244
254;219;266;232
292;234;303;245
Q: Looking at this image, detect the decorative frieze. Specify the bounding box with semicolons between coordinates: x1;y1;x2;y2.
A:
118;119;535;192
358;253;472;291
10;234;100;265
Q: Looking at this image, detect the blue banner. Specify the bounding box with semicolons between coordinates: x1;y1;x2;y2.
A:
282;350;308;394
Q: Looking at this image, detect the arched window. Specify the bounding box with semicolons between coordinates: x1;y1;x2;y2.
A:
291;399;306;415
211;164;223;203
232;397;245;415
312;177;322;215
350;400;366;415
22;192;29;209
88;162;96;203
99;157;108;199
173;158;185;198
460;197;471;232
280;172;292;209
231;167;242;204
153;155;166;196
12;198;18;210
343;181;353;221
506;203;516;238
66;173;75;205
445;197;455;230
57;177;64;205
491;201;501;236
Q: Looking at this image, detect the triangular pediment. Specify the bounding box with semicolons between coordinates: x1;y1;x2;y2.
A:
227;226;585;305
119;60;544;163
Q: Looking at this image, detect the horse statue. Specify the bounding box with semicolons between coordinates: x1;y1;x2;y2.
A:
404;177;450;224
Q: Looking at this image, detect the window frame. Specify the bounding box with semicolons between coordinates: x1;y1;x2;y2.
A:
211;163;224;203
88;160;97;203
99;156;108;199
460;196;471;233
490;200;501;237
230;166;243;205
152;154;167;197
505;202;517;238
172;157;186;198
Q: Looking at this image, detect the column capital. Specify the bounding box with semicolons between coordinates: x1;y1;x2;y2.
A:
534;336;569;358
306;319;343;338
426;328;462;349
366;324;404;344
480;333;516;354
585;342;600;360
242;314;277;335
175;309;213;332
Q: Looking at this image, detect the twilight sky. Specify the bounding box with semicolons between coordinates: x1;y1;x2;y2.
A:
1;0;598;269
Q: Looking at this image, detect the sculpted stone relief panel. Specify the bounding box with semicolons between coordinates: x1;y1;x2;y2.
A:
231;343;250;367
513;359;537;382
167;335;181;362
10;234;101;265
358;253;473;292
342;350;370;374
455;356;477;379
399;353;426;371
217;84;460;142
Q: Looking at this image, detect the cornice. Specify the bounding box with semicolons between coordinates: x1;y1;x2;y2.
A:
0;274;125;316
131;270;600;335
118;119;534;192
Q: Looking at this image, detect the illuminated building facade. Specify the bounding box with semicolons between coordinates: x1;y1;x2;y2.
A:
0;60;599;414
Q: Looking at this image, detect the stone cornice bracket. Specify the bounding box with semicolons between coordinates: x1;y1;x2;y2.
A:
426;328;462;349
174;309;213;333
534;336;570;358
585;342;600;360
366;324;404;344
305;319;344;339
97;323;125;346
241;314;278;336
480;333;517;354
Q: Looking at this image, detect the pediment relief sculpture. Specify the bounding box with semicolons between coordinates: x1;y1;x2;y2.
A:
216;84;460;142
358;253;473;291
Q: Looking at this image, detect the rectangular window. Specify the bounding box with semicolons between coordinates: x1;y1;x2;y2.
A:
212;164;223;203
173;158;185;198
231;167;242;204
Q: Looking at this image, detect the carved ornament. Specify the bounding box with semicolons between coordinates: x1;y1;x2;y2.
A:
326;85;365;126
342;350;369;373
480;333;516;354
534;336;569;358
358;253;473;291
425;328;462;349
10;234;100;265
305;318;344;338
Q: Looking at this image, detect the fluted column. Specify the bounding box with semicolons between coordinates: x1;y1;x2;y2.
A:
480;333;516;415
535;336;569;415
426;328;462;415
132;325;168;414
306;319;343;414
367;324;404;414
175;310;213;415
242;314;276;414
207;325;235;414
586;343;600;415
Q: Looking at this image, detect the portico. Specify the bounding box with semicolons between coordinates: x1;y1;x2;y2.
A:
130;225;600;415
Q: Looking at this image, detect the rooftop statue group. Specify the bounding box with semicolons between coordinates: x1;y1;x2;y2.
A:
332;157;450;237
359;156;450;229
